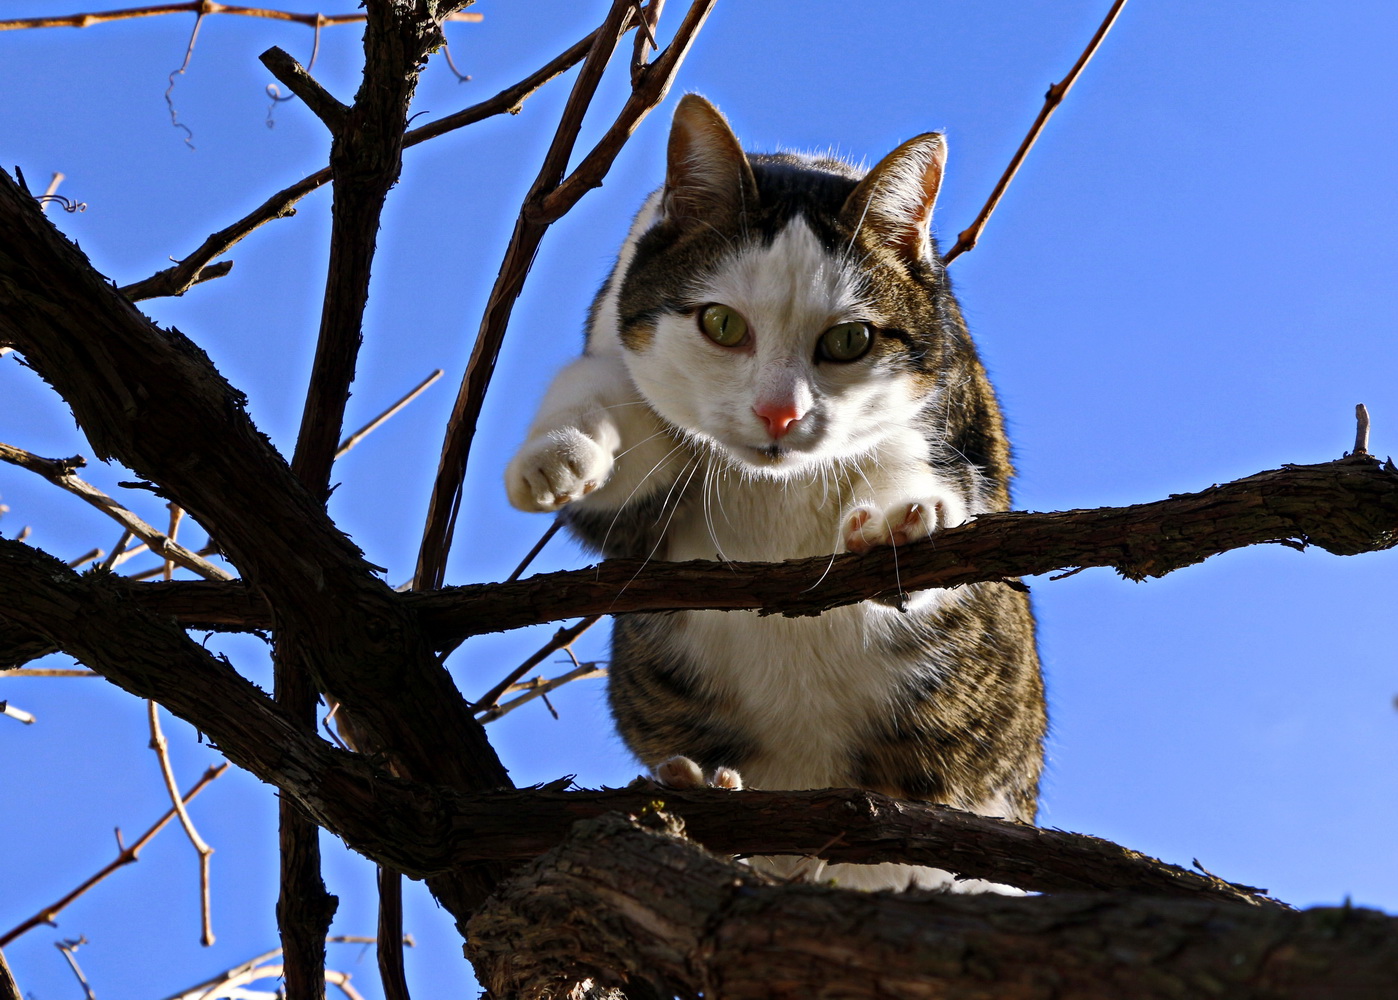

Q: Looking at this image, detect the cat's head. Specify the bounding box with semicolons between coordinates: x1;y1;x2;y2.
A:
615;94;964;478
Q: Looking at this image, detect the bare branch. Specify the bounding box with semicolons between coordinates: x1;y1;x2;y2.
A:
119;27;598;301
943;0;1129;263
335;368;443;460
54;938;96;1000
416;0;717;588
0;443;234;581
468;811;1397;1000
147;701;217;945
4;453;1393;669
0;5;482;31
1355;402;1371;455
473;616;601;715
377;869;410;1000
0;763;228;947
478;661;607;724
0;948;21;1000
259;44;347;132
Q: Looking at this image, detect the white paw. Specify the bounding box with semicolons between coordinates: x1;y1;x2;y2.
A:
505;427;614;513
655;756;744;791
842;494;967;554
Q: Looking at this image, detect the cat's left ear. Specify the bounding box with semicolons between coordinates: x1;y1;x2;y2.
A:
840;133;946;264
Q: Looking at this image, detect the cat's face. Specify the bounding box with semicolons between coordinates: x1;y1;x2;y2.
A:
615;95;955;479
622;218;930;477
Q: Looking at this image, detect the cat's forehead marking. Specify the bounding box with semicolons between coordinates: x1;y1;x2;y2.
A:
697;219;877;344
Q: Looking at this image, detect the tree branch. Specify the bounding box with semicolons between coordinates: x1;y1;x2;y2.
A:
0;164;511;915
4;453;1395;667
415;0;717;589
943;0;1129;263
467;811;1398;1000
118;26;599;302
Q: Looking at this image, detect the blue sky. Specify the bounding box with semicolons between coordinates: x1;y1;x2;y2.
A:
3;2;1396;997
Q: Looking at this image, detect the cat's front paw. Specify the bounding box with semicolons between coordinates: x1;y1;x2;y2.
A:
505;427;614;513
843;495;968;554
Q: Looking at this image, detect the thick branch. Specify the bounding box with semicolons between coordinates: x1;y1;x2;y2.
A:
288;4;443;501
0;165;510;913
4;454;1394;667
0;538;1283;913
468;811;1398;1000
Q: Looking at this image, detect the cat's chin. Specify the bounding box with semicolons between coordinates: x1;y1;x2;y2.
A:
724;442;820;477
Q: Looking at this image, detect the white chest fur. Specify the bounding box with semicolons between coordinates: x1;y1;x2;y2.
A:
658;460;957;791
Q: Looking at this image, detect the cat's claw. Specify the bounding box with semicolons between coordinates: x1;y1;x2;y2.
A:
505;427;614;513
655;755;744;791
843;495;968;553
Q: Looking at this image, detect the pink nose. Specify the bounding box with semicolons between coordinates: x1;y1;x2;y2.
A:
754;402;802;439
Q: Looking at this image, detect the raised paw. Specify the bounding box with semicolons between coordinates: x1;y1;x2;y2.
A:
843;495;968;554
505;426;614;513
654;756;744;791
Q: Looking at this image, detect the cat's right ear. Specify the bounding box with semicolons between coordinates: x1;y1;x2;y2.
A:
662;94;758;228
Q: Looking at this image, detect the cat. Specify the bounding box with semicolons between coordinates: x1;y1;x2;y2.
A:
505;94;1046;892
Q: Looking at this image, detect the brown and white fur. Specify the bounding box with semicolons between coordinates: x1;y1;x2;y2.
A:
506;95;1045;892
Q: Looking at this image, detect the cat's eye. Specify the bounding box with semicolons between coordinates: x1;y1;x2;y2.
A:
698;304;749;347
818;322;872;362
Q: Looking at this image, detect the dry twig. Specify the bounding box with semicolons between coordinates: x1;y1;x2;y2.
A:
147;701;217;945
120;26;597;300
0;443;233;581
943;0;1129;263
473;616;601;715
478;661;608;724
0;5;482;31
335;369;444;460
0;763;228;947
54;938;96;1000
416;0;717;589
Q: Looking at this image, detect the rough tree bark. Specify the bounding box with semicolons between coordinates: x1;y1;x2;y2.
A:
4;5;1398;998
468;812;1398;1000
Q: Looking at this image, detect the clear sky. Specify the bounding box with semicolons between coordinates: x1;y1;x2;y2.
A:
3;2;1397;997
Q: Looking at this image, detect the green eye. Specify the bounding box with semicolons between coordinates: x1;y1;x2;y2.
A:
818;322;872;362
699;304;749;347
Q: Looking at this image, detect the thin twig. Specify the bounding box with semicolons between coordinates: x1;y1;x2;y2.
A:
0;443;234;581
416;0;715;589
506;519;563;582
335;369;444;460
67;546;105;569
55;938;96;1000
39;171;64;214
1;667;100;677
1354;403;1371;456
147;701;216;945
0;5;482;31
165;503;184;582
473;616;601;715
0;763;228;947
120;26;596;301
100;529;135;570
942;0;1129;263
478;662;608;724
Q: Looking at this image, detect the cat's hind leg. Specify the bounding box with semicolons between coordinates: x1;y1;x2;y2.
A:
655;755;744;791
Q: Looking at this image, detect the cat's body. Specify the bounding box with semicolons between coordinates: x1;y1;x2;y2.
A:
506;96;1045;891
